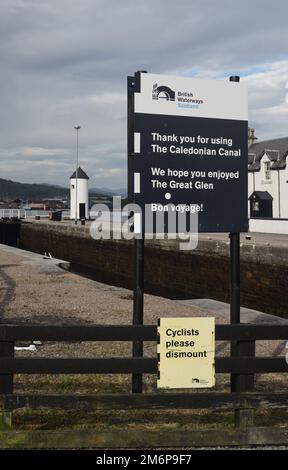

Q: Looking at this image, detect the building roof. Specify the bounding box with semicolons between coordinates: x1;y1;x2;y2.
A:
249;191;273;200
248;137;288;172
70;167;89;179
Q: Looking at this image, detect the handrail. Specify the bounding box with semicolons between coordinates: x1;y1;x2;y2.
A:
0;323;288;341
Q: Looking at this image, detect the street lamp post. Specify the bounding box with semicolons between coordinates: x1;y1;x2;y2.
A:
74;126;81;224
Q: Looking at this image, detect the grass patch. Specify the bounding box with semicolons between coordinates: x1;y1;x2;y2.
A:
12;408;235;431
7;373;288;432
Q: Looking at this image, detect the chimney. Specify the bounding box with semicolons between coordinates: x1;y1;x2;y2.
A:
248;127;258;147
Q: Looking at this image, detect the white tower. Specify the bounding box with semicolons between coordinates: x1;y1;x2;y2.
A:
70;167;89;220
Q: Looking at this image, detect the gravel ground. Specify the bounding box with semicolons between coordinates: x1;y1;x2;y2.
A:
0;244;204;326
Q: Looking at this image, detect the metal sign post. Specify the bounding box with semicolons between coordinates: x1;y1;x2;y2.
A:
128;72;146;393
229;77;241;328
229;76;254;394
229;229;241;392
132;237;145;393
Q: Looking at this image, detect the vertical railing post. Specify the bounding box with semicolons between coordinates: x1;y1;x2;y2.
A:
0;339;14;430
233;339;255;428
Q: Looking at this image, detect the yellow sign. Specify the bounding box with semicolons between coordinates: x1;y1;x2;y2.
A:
157;317;215;389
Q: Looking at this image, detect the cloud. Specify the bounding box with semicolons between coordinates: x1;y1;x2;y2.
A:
86;93;126;105
242;60;288;138
91;167;125;181
22;147;69;157
0;0;287;187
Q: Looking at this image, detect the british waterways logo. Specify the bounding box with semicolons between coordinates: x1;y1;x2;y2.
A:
152;83;204;109
152;83;175;101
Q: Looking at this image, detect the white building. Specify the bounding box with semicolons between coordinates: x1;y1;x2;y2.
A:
70;167;89;220
248;130;288;220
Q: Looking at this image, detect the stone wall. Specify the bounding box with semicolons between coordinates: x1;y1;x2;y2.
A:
19;221;288;317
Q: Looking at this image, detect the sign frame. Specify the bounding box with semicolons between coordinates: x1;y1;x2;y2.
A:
157;317;215;389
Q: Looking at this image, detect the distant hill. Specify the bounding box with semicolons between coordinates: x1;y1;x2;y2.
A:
0;178;69;201
0;178;127;201
90;187;127;197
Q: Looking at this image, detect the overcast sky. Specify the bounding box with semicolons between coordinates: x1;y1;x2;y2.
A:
0;0;287;189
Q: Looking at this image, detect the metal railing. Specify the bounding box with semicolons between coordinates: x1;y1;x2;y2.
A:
0;209;26;219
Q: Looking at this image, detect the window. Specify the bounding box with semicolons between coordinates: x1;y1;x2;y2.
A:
253;201;259;212
264;161;271;180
